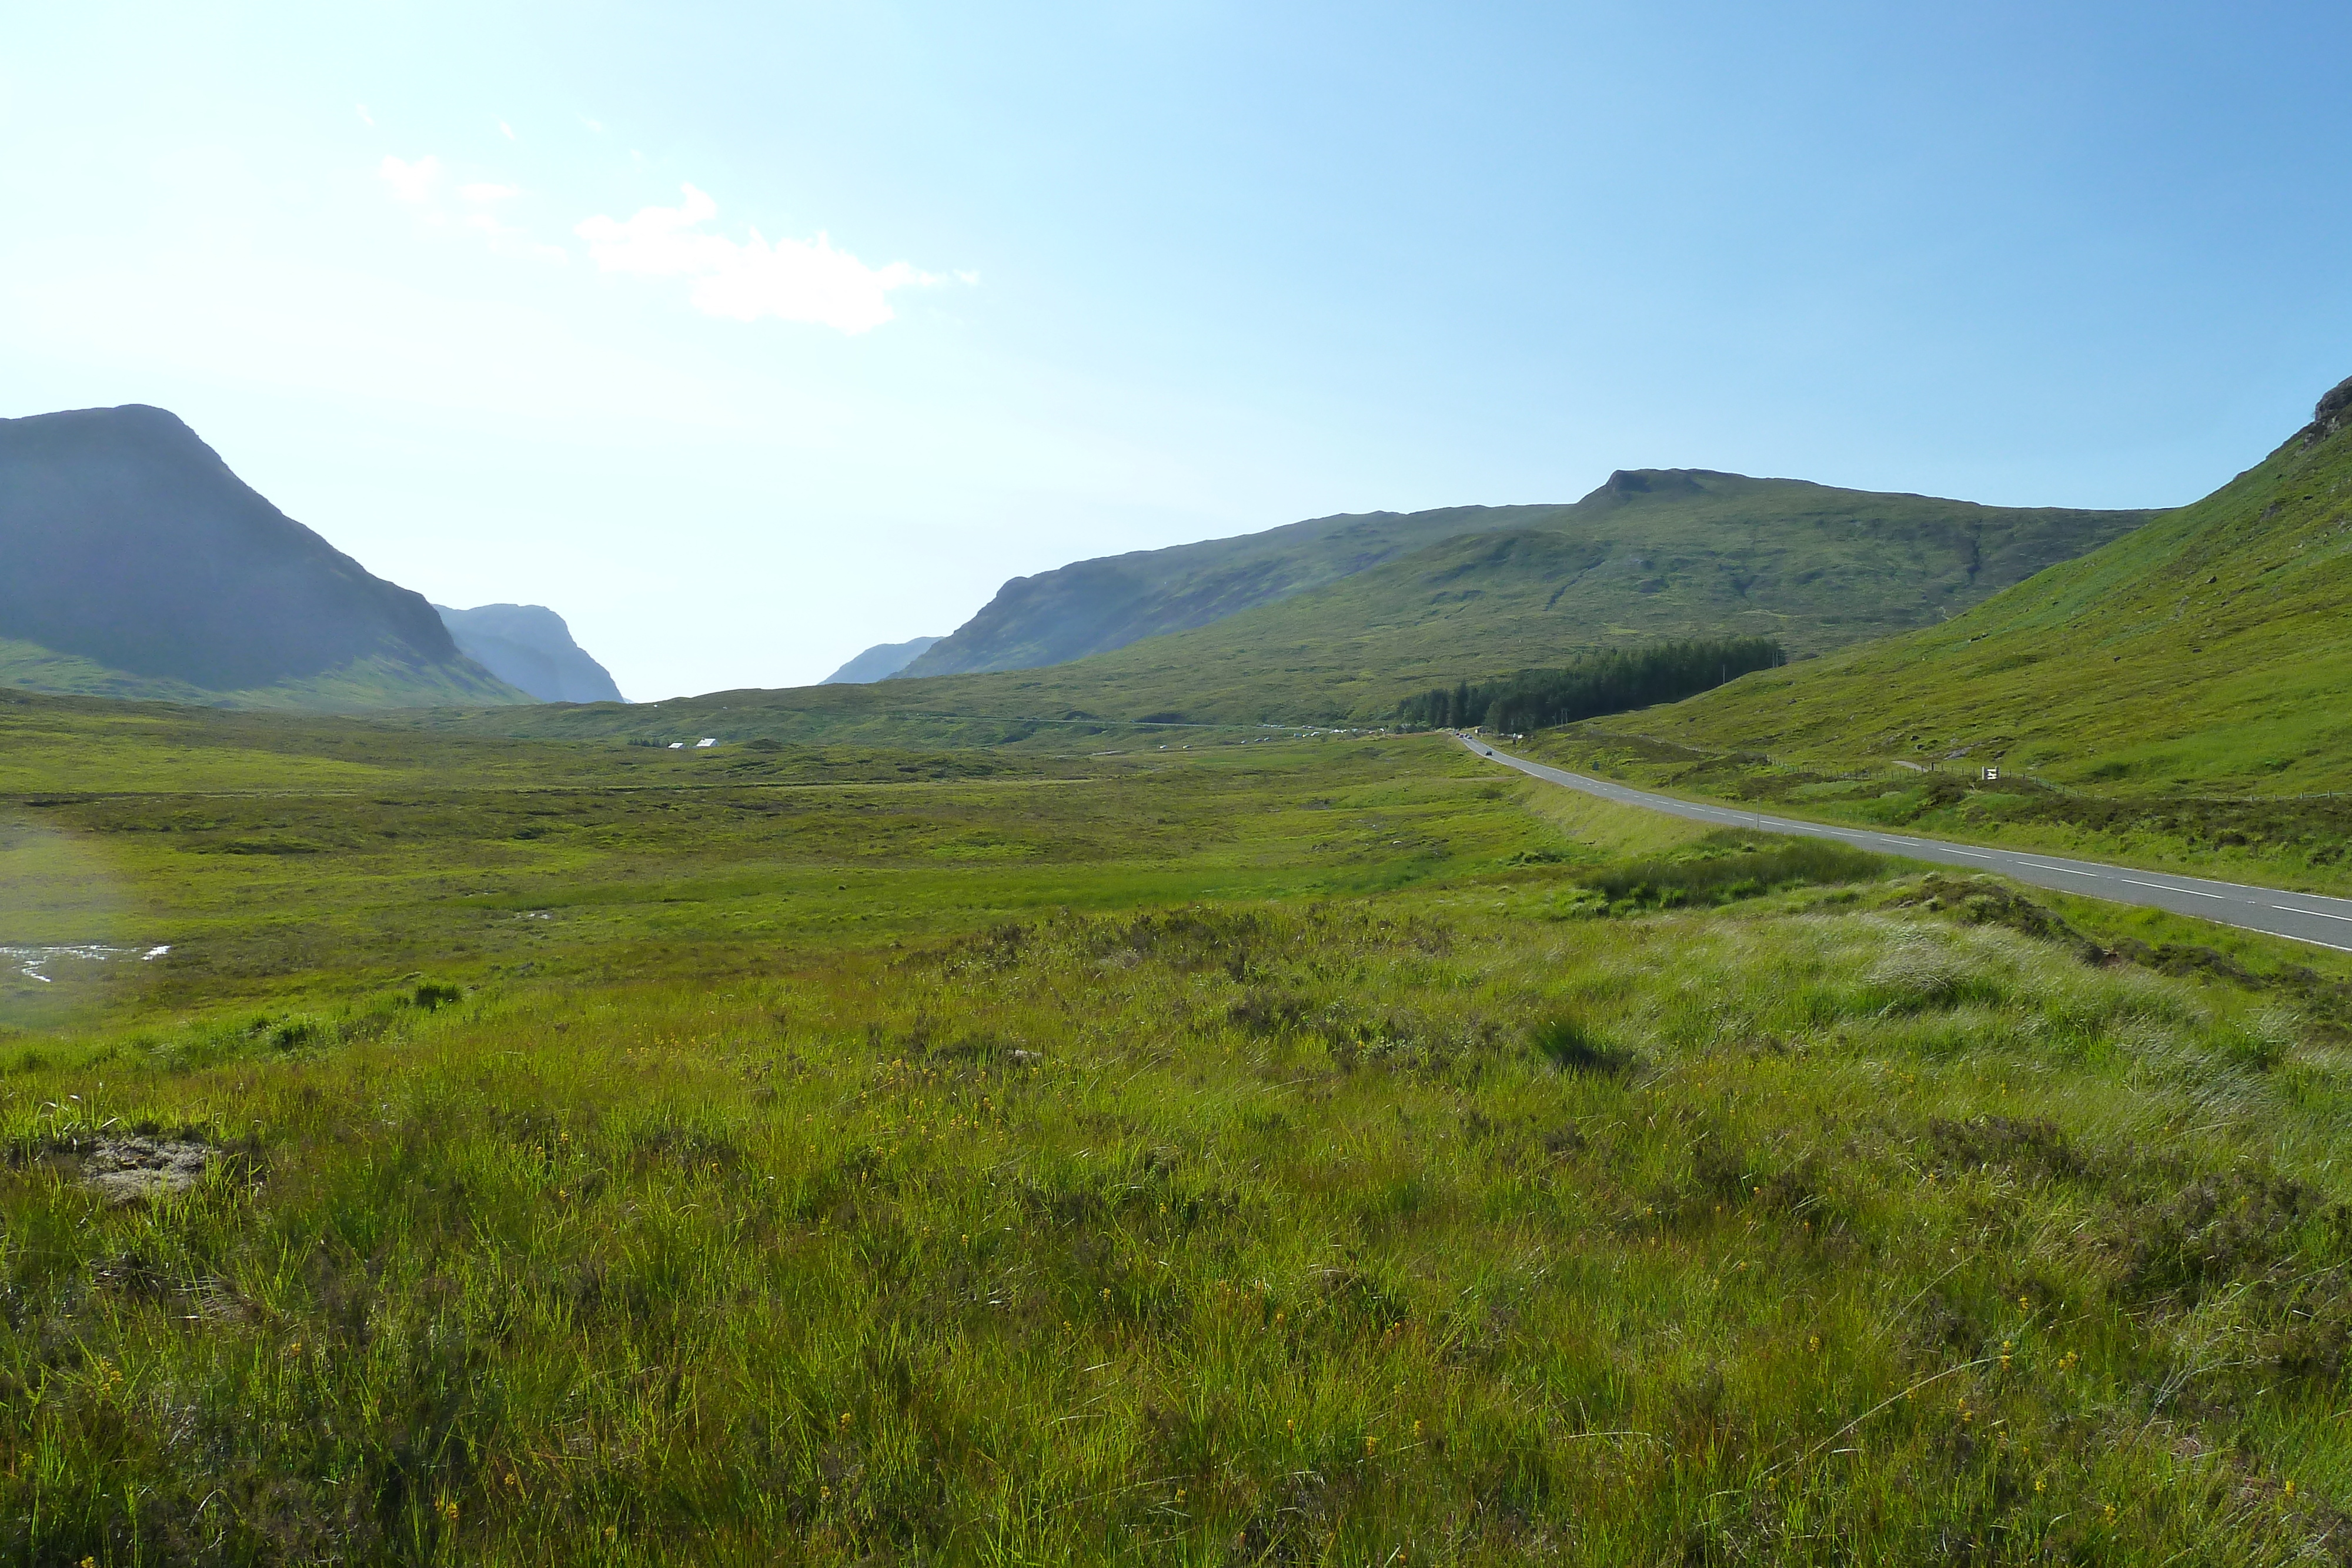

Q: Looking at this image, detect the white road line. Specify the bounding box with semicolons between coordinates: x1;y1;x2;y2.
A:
2119;877;2226;899
1465;738;2352;947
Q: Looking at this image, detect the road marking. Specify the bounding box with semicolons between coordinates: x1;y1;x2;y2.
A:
2119;877;2226;899
1462;738;2352;954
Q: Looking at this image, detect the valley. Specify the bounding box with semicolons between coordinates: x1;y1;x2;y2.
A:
7;696;2352;1562
14;9;2348;1562
6;386;2352;1563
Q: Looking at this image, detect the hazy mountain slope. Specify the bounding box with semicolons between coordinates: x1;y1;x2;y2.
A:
898;505;1566;677
426;470;2150;746
824;637;943;684
1611;376;2352;794
436;603;624;704
903;476;2146;687
1022;471;2152;721
0;404;524;709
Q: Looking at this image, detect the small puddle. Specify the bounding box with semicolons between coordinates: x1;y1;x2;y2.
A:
0;944;171;982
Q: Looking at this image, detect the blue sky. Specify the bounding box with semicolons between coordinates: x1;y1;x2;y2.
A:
6;2;2349;699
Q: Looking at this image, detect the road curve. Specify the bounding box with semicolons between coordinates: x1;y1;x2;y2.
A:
1457;735;2352;954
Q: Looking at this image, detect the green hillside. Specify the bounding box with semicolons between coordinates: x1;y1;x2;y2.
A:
900;503;1565;677
1595;376;2352;796
432;471;2149;747
963;472;2150;724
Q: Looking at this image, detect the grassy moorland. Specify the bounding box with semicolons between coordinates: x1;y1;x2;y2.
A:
10;692;2352;1562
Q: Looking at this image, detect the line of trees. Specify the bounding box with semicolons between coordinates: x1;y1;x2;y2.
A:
1395;636;1786;733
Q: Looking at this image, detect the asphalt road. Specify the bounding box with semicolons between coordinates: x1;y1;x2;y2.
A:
1457;735;2352;954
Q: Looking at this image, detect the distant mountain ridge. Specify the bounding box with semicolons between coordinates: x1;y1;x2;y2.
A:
824;637;943;684
877;469;2156;724
898;505;1564;678
0;405;526;709
897;476;2152;687
436;604;624;704
439;467;2156;747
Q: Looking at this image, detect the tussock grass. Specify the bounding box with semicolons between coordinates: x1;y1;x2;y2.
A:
1579;830;1890;910
9;707;2352;1560
3;902;2350;1562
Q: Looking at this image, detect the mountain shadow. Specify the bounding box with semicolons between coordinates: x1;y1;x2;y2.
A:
0;405;523;708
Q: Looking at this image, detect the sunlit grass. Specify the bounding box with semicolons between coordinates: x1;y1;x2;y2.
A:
5;698;2352;1561
4;902;2350;1562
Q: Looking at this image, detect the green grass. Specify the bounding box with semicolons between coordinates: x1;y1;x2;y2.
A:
1589;406;2352;800
1574;829;1892;911
10;689;2352;1561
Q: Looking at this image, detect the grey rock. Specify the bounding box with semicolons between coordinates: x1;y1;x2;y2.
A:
75;1136;211;1205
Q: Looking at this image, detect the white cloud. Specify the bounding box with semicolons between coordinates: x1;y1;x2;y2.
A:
379;158;560;261
574;184;956;335
499;119;516;141
356;103;375;127
379;155;439;203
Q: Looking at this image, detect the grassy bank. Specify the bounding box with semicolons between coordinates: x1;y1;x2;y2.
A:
1521;724;2352;898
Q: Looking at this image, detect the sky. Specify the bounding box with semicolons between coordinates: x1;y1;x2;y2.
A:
6;2;2350;700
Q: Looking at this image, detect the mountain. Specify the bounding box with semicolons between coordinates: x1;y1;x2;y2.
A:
0;405;526;709
426;469;2152;747
823;637;944;684
436;603;624;704
1015;470;2153;721
898;505;1565;677
1610;376;2352;794
900;476;2149;699
866;471;2151;726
